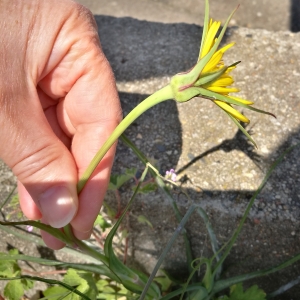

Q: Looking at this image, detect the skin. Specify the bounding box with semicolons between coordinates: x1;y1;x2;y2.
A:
0;0;122;249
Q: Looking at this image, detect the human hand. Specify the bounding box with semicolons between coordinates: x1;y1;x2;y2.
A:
0;0;122;249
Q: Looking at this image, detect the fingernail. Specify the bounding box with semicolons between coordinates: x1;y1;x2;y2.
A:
39;186;77;228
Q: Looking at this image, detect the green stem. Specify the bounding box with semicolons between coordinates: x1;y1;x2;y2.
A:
64;225;109;265
77;84;173;193
63;84;173;259
212;252;300;294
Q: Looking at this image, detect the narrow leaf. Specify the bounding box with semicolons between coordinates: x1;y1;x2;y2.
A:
199;0;210;60
226;112;257;147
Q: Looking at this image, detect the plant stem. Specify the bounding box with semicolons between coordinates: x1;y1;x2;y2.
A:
212;252;300;294
77;84;173;193
64;84;173;249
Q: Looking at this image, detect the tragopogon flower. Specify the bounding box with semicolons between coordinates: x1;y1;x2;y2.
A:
77;0;276;194
170;0;274;146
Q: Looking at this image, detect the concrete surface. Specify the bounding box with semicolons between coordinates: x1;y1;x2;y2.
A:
1;0;300;299
77;0;296;32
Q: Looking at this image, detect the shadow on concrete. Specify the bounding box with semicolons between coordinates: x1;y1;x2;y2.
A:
95;15;203;81
290;0;300;32
115;91;182;174
94;16;300;298
176;121;262;175
121;127;300;300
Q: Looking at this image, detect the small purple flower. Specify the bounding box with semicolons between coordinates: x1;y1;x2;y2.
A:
165;169;177;182
26;225;33;232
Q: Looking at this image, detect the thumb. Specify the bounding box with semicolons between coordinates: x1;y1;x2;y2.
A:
1;101;78;228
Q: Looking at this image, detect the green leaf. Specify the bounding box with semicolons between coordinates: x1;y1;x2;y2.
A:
0;275;90;299
4;279;24;300
44;269;97;300
196;207;221;277
103;202;117;219
199;0;210;60
9;249;19;256
17;212;23;219
64;269;97;299
96;278;110;290
78;272;98;299
63;269;86;287
94;214;111;232
135;182;157;194
226;113;257;147
21;278;34;290
218;284;266;300
43;286;71;299
0;220;70;244
108;168;137;190
154;271;173;292
0;252;21;278
125;167;138;177
96;279;118;300
137;215;153;228
10;194;20;205
96;279;135;300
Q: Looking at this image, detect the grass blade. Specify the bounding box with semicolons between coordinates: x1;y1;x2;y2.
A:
139;205;197;300
213;252;300;294
196;207;221;279
267;276;300;299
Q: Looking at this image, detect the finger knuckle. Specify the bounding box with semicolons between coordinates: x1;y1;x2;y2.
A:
12;142;62;183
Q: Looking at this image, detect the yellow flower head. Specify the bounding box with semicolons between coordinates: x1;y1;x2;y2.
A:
170;0;274;146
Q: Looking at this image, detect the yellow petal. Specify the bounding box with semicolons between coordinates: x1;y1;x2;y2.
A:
202;43;235;73
214;100;250;123
225;66;236;73
229;95;254;105
201;21;221;58
219;42;235;54
207;86;240;93
203;51;223;73
210;77;234;87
